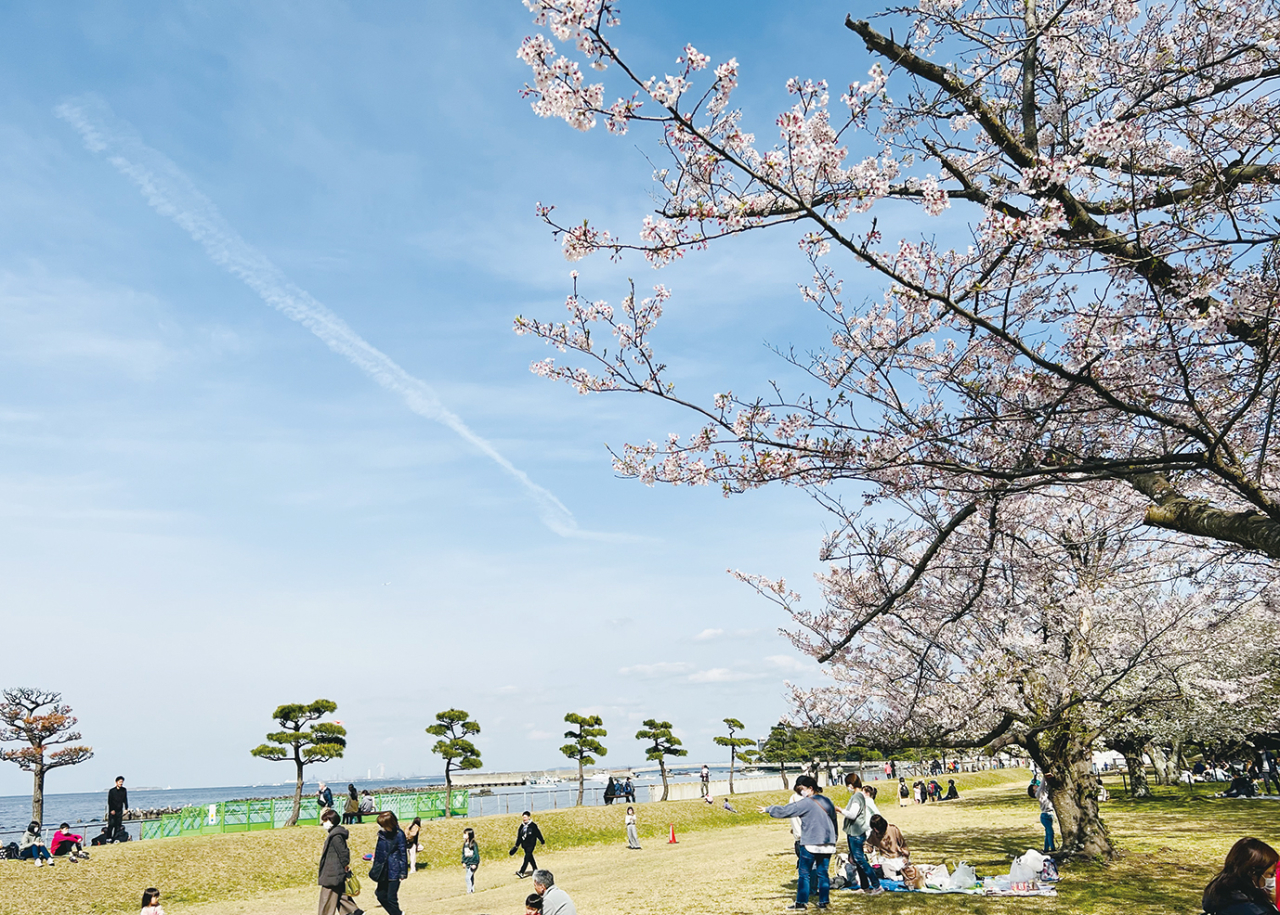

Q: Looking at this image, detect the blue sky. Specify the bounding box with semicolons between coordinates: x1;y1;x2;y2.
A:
0;0;887;794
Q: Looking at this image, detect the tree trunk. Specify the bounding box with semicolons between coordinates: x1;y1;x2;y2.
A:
444;763;453;818
1122;751;1151;796
659;760;669;801
1147;744;1172;786
576;759;585;806
31;763;46;823
287;756;303;827
1028;716;1113;860
780;760;790;791
729;748;736;795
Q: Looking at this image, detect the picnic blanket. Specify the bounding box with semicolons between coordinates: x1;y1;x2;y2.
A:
875;878;1058;897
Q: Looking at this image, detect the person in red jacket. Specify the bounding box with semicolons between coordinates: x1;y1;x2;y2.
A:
51;823;88;860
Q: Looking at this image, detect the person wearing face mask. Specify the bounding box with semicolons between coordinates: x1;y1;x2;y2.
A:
1202;837;1279;915
760;775;838;911
317;808;362;915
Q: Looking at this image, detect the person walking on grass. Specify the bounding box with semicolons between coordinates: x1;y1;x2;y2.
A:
897;776;909;807
371;811;407;915
510;811;545;878
760;774;838;911
625;806;641;849
1202;837;1279;915
317;809;362;915
533;868;578;915
462;826;480;893
404;817;422;878
840;774;883;896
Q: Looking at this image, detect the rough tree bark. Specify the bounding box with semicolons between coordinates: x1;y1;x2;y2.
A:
1024;711;1112;859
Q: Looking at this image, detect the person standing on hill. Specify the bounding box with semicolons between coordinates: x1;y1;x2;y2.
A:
462;826;480;893
317;782;334;816
624;806;641;849
316;809;360;915
510;811;545;878
343;785;360;825
700;765;710;797
107;776;128;842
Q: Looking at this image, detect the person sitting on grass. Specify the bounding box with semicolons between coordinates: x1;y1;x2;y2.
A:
141;887;165;915
1222;773;1259;798
19;822;53;867
1202;837;1279;915
943;779;959;801
533;868;578;915
52;823;88;859
866;814;910;878
524;892;544;914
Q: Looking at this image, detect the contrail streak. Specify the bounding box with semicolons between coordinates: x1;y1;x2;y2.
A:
57;95;589;538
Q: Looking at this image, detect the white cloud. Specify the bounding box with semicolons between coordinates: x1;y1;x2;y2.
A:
619;661;695;677
687;668;766;684
764;654;816;673
693;628;724;641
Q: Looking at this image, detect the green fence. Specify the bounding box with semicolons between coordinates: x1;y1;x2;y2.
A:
139;789;469;840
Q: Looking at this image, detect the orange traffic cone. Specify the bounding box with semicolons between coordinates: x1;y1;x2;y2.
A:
667;823;678;844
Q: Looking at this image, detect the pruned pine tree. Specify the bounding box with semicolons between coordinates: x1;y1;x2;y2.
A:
560;712;607;806
635;719;686;802
250;699;346;827
714;717;758;795
427;709;481;818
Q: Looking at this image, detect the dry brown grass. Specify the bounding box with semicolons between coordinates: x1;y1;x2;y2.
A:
7;770;1265;915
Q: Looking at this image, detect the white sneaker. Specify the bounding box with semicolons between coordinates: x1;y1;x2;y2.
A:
35;859;44;867
47;859;55;867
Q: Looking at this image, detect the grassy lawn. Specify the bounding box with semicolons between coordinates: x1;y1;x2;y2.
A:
3;768;1273;915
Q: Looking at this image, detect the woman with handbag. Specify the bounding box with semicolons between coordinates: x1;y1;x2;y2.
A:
317;809;361;915
371;811;408;915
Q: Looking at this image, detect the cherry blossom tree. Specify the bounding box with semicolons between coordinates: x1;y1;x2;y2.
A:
513;0;1280;857
774;491;1277;857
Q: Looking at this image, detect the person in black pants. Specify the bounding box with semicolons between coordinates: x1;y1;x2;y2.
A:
106;776;128;842
509;811;545;878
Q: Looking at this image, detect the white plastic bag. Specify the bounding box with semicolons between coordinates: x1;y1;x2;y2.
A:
949;861;977;888
1010;849;1047;883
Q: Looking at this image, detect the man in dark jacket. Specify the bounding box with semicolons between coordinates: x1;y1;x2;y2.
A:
510;811;545;878
317;809;362;915
106;776;128;842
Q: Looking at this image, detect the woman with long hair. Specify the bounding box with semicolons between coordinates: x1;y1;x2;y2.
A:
1203;838;1279;915
462;826;480;893
343;784;359;825
625;806;641;849
372;811;408;915
404;816;422;877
